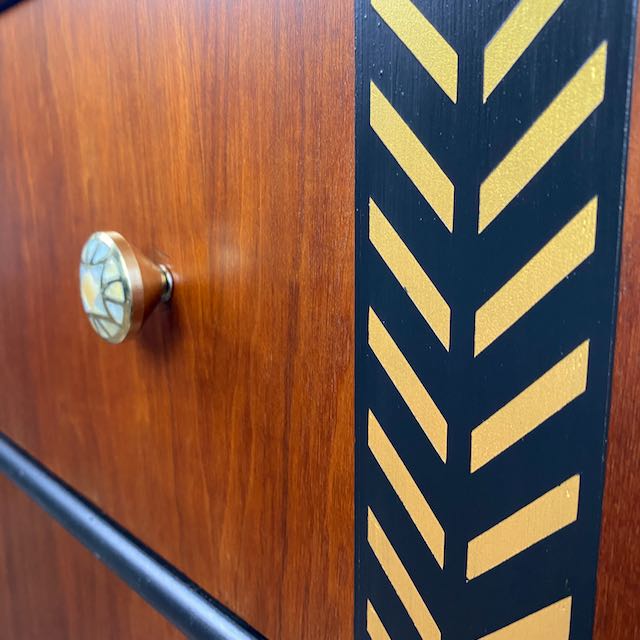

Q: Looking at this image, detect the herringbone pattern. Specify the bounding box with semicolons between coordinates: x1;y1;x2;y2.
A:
356;0;633;638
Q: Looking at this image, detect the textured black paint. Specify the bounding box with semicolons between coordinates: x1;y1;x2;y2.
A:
355;1;637;638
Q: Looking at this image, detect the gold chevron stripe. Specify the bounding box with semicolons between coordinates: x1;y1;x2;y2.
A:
370;198;451;350
475;197;597;356
466;475;580;580
369;410;446;567
478;597;572;640
371;0;458;102
479;43;607;232
370;81;455;232
471;341;590;472
369;308;448;462
484;0;565;102
368;508;441;639
367;601;392;640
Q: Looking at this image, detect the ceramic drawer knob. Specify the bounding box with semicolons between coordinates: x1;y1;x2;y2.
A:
79;231;173;344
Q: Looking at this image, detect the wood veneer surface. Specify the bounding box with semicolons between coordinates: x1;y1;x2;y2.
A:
0;1;354;637
0;475;182;639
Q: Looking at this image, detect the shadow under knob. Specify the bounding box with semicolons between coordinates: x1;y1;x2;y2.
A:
79;231;173;344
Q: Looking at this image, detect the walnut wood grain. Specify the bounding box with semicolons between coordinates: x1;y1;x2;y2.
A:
0;1;354;638
593;22;640;640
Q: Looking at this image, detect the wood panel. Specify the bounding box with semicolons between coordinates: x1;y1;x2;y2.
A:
593;22;640;640
0;474;181;640
0;1;354;638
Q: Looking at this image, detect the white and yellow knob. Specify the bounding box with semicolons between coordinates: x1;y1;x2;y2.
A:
79;232;173;344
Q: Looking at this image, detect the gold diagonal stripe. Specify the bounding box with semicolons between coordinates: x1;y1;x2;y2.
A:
478;597;572;640
475;197;597;356
368;507;441;639
370;81;455;232
466;475;580;580
479;43;607;232
367;601;392;640
471;341;590;472
484;0;565;102
371;0;458;102
370;198;451;350
369;410;445;567
369;308;448;462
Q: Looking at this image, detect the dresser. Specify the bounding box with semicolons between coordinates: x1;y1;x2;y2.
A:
0;1;638;638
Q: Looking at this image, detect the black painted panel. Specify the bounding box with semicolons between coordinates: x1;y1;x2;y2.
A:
355;1;637;638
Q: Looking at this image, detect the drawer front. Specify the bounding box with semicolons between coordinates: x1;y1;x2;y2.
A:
0;1;354;638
